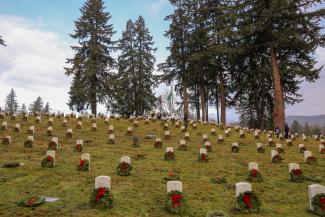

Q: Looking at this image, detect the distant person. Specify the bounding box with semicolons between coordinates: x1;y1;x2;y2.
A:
184;113;188;131
157;112;162;120
285;123;290;139
274;126;280;138
171;114;175;125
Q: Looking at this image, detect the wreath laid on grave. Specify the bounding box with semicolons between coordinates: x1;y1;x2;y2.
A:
154;140;162;148
117;162;132;176
41;155;54;168
24;139;33;148
46;129;53;136
14;127;20;132
205;144;212;152
164;151;175;161
17;196;45;207
247;169;262;182
74;144;83;152
89;187;113;209
311;193;325;216
165;190;186;214
131;136;140;147
66;132;72;138
76;159;89;171
236;191;261;213
257;146;265;153
198;153;208;162
300;146;307;153
163;171;180;181
289;169;304;183
271;154;282;163
178;144;188;151
320;147;325;154
287;141;293;146
48;141;58;150
306;156;317;165
268;141;275;147
218;138;224;144
2;137;10;145
277;147;285;153
231;146;239;153
76;123;82;129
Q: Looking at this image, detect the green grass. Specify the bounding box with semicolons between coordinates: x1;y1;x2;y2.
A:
0;115;324;217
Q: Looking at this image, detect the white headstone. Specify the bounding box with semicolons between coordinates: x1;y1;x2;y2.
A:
184;132;189;138
271;150;279;160
127;127;133;132
76;140;83;145
47;126;53;131
92;123;97;128
232;143;239;147
299;144;305;149
28;136;34;142
276;143;282;149
46;150;55;166
120;156;131;164
288;163;300;173
165;131;170;136
308;184;325;210
95;176;111;190
200;148;207;155
109;125;114;131
167;181;182;193
156;138;162;143
304;150;312;162
319;144;325;153
166;147;173;153
52;137;59;146
235;182;252;197
29;126;35;133
256;143;263;149
248;162;259;171
109;134;115;140
81;153;90;169
218;135;224;140
180;140;186;145
15;124;20;130
67;128;73;133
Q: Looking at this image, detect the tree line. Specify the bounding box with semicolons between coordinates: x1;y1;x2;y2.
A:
0;88;51;115
291;120;325;136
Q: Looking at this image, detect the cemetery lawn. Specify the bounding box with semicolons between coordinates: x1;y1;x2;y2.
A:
0;116;324;217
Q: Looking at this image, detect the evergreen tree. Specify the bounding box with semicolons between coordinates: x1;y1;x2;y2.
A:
304;122;311;136
20;103;27;114
112;17;157;116
0;36;5;46
312;124;321;136
29;97;43;114
4;88;19;114
291;120;302;134
65;0;116;115
43;102;51;113
233;0;324;132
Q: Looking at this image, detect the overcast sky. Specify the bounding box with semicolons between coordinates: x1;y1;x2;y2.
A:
0;0;324;122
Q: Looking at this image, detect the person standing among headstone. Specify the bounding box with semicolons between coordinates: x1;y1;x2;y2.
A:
157;112;162;120
171;114;175;125
285;123;290;139
184;113;188;131
275;126;280;138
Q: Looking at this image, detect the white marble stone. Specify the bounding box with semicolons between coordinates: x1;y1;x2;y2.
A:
52;137;59;145
92;123;97;128
28;136;34;142
29;126;35;133
204;141;211;147
256;143;263;149
95;176;111;190
184;132;189;138
299;144;305;149
276;143;282;149
76;140;83;145
67;128;73;133
235;182;252;197
109;134;115;140
200;148;207;154
120;156;131;164
180;140;186;145
165;131;170;136
248;162;258;171
271;150;278;159
109;125;114;131
288;163;299;173
166;147;173;153
232;143;239;147
156;138;162;143
167;181;182;193
308;184;325;210
319;144;324;153
304;150;312;162
81;153;90;169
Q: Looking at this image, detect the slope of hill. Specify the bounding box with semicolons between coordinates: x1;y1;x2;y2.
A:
286;114;325;126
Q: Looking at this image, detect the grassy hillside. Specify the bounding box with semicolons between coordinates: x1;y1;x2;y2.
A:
0;115;324;217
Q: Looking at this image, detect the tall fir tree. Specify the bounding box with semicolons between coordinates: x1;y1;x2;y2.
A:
4;88;19;114
0;36;5;46
43;102;51;113
20;103;27;114
29;97;43;114
65;0;116;115
233;0;324;132
291;120;302;134
112;17;157;116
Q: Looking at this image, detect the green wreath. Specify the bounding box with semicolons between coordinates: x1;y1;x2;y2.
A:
198;153;209;162
271;155;282;163
74;144;83;152
236;191;261;213
117;162;132;176
24;140;33;148
76;159;89;171
300;147;307;153
41;156;54;168
89;187;113;209
163;171;180;181
164;151;175;161
277;147;285;153
154;141;162;148
257;147;265;153
165;190;186;214
2;137;10;145
48;141;58;150
306;156;317;165
289;169;304;183
311;193;325;216
17;196;45;207
178;144;188;151
231;146;239;153
247;169;262;182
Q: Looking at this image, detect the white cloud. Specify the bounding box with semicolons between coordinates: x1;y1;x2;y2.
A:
0;14;73;112
149;0;169;16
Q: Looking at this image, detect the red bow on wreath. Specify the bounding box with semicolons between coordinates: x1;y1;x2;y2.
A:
243;193;252;209
201;154;206;161
79;160;85;168
293;169;302;177
171;194;182;208
47;156;53;161
120;162;129;171
251;169;258;177
76;144;81;151
320;197;325;211
96;187;106;202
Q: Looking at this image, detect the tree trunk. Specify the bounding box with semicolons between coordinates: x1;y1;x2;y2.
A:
206;96;209;122
91;99;97;116
200;84;206;122
219;73;226;125
196;84;200;121
183;86;189;119
215;81;220;124
271;46;285;133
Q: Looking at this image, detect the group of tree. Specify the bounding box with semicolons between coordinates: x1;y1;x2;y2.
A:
291;120;325;136
159;0;324;133
2;88;51;114
65;0;324;133
66;0;157;117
